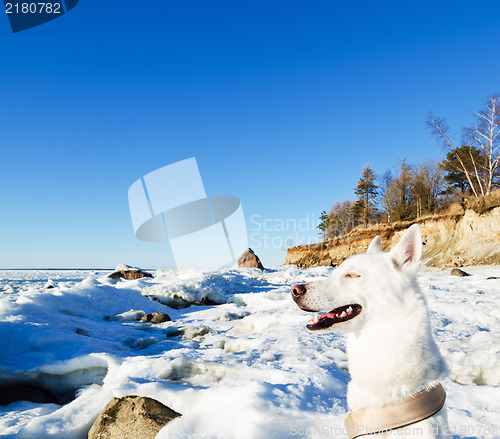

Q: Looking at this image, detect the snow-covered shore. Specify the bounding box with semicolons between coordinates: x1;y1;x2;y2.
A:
0;266;499;438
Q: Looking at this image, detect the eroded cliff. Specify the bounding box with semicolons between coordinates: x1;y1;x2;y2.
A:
285;207;500;268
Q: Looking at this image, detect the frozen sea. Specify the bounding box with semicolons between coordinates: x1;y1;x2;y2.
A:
0;265;499;439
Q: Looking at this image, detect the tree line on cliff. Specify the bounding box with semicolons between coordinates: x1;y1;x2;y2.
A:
318;94;500;240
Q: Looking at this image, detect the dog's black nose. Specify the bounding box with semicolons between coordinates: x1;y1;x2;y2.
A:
291;284;307;298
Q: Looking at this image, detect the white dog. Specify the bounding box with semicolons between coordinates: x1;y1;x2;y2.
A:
292;224;451;438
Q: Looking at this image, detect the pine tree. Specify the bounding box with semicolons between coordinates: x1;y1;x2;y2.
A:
317;210;330;241
354;164;378;228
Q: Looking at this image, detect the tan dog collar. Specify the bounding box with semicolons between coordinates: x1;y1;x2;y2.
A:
344;384;446;438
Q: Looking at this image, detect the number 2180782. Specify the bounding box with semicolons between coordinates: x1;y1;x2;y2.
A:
5;3;61;14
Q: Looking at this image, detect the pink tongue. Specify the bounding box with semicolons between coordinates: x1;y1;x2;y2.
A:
308;312;337;325
321;312;337;320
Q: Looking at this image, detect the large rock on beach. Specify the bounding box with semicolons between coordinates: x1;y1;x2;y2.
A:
238;248;265;270
108;264;153;280
88;395;181;439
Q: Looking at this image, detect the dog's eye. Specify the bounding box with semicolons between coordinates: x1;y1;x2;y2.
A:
344;273;361;279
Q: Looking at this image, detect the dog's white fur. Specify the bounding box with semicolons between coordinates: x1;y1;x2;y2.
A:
293;225;451;438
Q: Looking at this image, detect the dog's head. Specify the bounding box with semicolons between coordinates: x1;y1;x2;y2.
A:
291;224;423;333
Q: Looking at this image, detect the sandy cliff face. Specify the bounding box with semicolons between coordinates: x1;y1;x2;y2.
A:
285;207;500;267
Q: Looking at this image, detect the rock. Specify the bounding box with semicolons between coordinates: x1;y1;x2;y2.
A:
238;248;265;270
0;384;58;406
88;395;181;439
164;327;182;338
318;258;334;267
123;337;159;350
105;309;145;322
191;297;220;306
108;272;126;280
140;312;171;323
44;280;55;289
76;328;90;337
451;268;471;277
179;326;213;341
108;264;153;280
487;276;499;280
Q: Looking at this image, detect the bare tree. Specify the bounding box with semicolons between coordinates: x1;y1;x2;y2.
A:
427;94;500;197
427;115;481;197
329;200;355;238
440;145;483;201
463;94;500;194
379;170;393;223
413;160;444;217
382;159;414;222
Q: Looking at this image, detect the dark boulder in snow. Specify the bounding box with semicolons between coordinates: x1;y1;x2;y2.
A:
140;312;171;323
88;395;181;439
238;248;265;270
451;268;471;277
108;264;153;280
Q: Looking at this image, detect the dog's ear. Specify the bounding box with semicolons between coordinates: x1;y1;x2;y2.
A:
389;224;422;274
367;235;382;253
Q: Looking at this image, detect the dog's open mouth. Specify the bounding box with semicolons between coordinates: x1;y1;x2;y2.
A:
306;304;362;330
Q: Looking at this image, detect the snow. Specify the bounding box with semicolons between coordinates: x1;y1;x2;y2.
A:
0;266;499;439
113;264;140;272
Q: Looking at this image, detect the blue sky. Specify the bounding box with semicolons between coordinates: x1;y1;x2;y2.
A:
1;0;500;268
